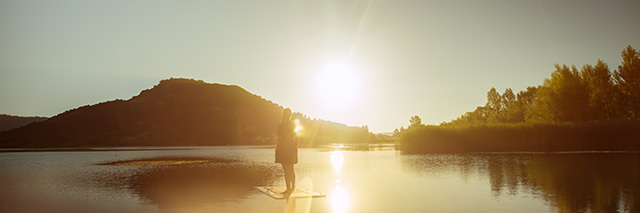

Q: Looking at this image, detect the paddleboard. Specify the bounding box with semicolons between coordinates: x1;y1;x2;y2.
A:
255;186;325;200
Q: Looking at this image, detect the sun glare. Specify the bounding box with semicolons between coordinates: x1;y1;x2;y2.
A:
330;151;345;174
314;62;362;108
331;185;350;213
294;119;304;135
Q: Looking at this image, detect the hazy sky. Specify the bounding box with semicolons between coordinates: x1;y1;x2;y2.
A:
1;0;639;132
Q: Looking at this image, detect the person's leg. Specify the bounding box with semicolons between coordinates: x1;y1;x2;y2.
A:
289;164;296;189
282;163;292;191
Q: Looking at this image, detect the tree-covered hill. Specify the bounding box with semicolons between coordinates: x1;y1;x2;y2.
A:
0;115;48;132
0;78;373;148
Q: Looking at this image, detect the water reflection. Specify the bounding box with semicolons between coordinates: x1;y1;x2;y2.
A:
402;153;640;212
331;185;350;213
324;143;396;152
9;147;637;212
95;157;278;208
284;198;297;213
330;150;350;213
330;151;344;174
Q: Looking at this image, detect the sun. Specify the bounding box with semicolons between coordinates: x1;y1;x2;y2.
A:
314;62;362;108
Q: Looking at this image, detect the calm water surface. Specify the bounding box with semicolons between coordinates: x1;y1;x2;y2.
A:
0;146;638;212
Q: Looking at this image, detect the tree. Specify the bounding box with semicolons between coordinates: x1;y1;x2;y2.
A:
502;88;516;108
613;45;640;119
580;60;617;120
501;88;523;123
535;64;590;122
517;86;539;122
485;87;503;123
486;88;502;114
409;115;422;128
393;128;401;137
517;87;538;106
465;106;488;125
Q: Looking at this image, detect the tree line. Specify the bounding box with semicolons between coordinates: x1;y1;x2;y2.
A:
445;45;640;126
397;45;640;153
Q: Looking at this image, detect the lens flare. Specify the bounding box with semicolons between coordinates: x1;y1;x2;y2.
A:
294;119;304;134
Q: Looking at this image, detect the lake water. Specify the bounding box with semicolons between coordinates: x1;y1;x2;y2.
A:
0;146;638;212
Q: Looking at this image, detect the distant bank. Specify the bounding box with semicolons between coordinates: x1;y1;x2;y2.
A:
397;45;640;153
398;121;640;153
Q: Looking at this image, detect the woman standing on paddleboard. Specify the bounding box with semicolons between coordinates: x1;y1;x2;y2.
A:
276;108;298;194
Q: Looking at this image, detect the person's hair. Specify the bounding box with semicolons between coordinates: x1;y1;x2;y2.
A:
282;108;292;122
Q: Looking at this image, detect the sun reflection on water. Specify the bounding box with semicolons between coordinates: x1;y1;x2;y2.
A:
331;185;350;213
330;151;345;174
330;150;350;213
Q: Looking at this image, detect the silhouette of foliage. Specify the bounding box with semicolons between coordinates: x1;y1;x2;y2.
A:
409;115;422;129
400;45;640;152
443;46;639;125
399;121;640;153
614;45;640;119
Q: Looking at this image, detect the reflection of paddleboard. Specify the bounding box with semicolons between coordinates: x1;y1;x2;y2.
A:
255;186;326;200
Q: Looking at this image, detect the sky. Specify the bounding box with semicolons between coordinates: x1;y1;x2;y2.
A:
1;0;639;133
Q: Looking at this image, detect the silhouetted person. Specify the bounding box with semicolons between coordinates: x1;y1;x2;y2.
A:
276;108;298;194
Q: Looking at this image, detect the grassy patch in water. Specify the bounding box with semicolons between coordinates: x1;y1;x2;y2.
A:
96;156;236;166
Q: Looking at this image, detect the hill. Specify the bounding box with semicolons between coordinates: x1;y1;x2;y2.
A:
0;115;48;132
0;78;373;148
